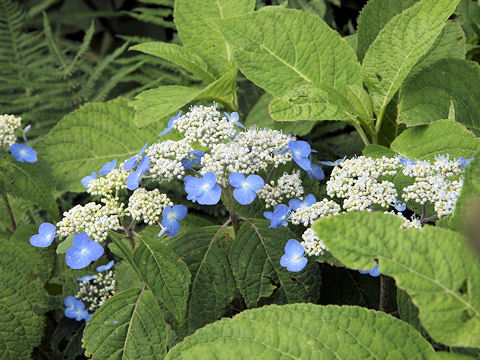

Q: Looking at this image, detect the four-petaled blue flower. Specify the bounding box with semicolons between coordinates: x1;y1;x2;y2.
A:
64;296;89;321
399;157;415;166
228;173;264;205
159;111;182;136
181;150;205;170
184;172;221;205
458;157;474;169
289;194;316;212
288;141;312;171
10;143;37;163
65;232;104;270
81;172;97;188
159;205;188;237
394;200;406;212
319;156;346;166
98;159;117;176
124;143;148;171
97;260;114;272
77;275;96;281
264;204;289;228
307;163;325;180
280;239;308;272
30;222;56;248
359;262;380;277
224;112;246;129
126;155;150;190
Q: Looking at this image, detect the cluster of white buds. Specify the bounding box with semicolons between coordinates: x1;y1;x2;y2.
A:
76;270;117;312
258;171;305;208
200;142;253;180
147;139;192;181
301;228;327;256
173;104;236;147
385;211;423;230
0;114;21;148
290;199;342;226
87;165;129;197
56;202;121;242
127;188;173;225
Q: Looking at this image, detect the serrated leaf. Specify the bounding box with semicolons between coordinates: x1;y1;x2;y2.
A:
83;288;167;359
132;67;238;128
134;236;191;324
362;0;461;116
167;225;236;334
390;119;480;161
313;212;480;347
174;0;255;75
214;8;362;96
165;304;435;359
398;59;480;128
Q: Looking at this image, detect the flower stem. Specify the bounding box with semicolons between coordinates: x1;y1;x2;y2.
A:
222;187;240;234
1;193;16;232
353;123;371;146
379;275;391;312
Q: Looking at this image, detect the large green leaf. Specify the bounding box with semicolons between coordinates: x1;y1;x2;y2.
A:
313;212;480;347
362;0;461;116
398;60;480;129
38;98;158;192
134;236;191;325
167;225;236;334
390;119;480;161
214;8;362;96
132;68;238;128
230;219;318;307
174;0;254;75
83;288;167;359
165;304;435;359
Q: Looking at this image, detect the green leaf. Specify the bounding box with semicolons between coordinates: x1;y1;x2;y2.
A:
132;67;238;128
167;225;236;334
230;219;318;307
83;288;167;359
38;98;159;192
356;0;418;62
165;304;435;359
362;144;398;158
174;0;255;75
398;59;480;129
56;235;73;255
390;119;480;161
214;8;362;96
134;236;191;325
130;42;217;83
362;0;461;116
397;289;423;333
313;212;480;347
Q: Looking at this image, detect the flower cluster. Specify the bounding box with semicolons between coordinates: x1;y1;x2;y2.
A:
147;139;193;182
258;171;304;208
0;114;21;148
128;188;173;225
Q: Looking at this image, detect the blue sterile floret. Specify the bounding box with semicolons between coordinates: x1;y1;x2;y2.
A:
394;200;406;212
228;173;265;205
65;232;104;270
124;143;148;171
159;111;182;136
77;275;96;281
22;124;31;142
184;172;221;205
98;159;117;176
126;155;150;190
81;172;97;188
288;141;312;171
264;204;289;228
280;239;308;272
288;194;316;212
159;205;188;237
399;157;415;166
319;156;346;166
181;150;205;170
64;296;90;321
224;111;246;129
458;156;474;168
97;260;114;272
30;222;56;248
307;163;325;180
10;143;37;163
359;263;380;277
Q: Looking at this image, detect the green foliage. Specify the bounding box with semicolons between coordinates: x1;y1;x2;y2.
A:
166;304;435;359
83;288;168;359
313;212;480;347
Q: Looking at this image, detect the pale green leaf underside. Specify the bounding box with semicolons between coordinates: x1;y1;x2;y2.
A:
398;59;480;129
313;212;480;347
362;0;461;115
215;8;362;96
83;288;167;359
390;119;480;161
166;304;434;359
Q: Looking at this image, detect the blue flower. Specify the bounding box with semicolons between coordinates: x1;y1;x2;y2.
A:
181;150;205;170
98;159;117;176
81;172;97;188
458;157;474;168
280;239;308;272
394;201;406;212
359;263;380;277
124;143;148;171
288;194;316;212
77;275;96;282
159;205;188;237
65;232;104;270
64;296;89;321
113;320;118;325
159;111;182;136
307;163;325;180
228;173;264;205
10;143;37;163
264;204;289;228
224;111;246;129
84;312;92;322
184;172;221;205
399;157;415;166
30;222;56;248
288;141;312;171
22;124;31;142
126;155;150;190
97;260;114;272
319;156;346;166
